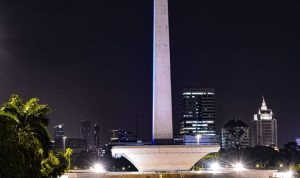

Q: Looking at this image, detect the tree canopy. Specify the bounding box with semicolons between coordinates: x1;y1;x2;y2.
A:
0;94;71;178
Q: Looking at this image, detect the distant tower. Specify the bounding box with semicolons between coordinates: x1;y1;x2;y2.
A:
80;120;92;150
221;119;250;149
53;124;65;138
152;0;173;143
251;97;278;148
93;123;100;149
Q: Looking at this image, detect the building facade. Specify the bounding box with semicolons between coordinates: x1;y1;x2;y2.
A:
110;129;143;146
251;97;278;148
80;120;92;150
93;123;100;149
53;124;65;138
177;88;218;144
54;137;87;154
221;119;250;149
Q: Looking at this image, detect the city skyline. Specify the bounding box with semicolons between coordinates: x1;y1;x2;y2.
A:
0;0;299;146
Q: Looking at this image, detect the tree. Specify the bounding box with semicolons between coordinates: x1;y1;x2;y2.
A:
41;151;61;177
41;149;73;178
196;152;220;169
0;94;70;177
64;148;73;171
0;113;25;178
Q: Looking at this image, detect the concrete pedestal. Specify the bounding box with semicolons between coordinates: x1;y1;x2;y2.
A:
112;145;220;172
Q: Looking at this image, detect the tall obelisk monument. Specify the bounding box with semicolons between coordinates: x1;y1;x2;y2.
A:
112;0;220;171
153;0;173;143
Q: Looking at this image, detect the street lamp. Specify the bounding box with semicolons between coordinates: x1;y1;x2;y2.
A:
279;163;283;168
63;136;67;152
196;134;201;145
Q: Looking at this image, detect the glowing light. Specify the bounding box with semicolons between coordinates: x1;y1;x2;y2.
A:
274;171;293;178
93;163;106;173
233;162;245;171
279;163;283;168
196;134;201;145
63;136;67;151
285;171;293;178
210;162;221;173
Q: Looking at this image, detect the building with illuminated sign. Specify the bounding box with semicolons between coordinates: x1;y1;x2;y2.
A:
177;88;218;144
53;124;65;138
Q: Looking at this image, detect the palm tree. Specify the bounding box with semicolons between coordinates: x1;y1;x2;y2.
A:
64;148;73;171
0;94;52;177
1;95;51;154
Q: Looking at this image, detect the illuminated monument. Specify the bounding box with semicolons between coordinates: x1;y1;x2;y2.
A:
112;0;220;172
152;0;173;143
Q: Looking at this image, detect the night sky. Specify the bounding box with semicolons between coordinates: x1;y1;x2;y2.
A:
0;0;300;146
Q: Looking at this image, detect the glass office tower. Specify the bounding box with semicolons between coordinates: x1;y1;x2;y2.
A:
177;88;218;145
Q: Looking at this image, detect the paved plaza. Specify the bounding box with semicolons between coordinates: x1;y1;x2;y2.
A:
63;169;278;178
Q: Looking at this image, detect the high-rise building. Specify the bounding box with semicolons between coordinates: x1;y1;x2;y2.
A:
53;124;65;138
251;97;278;148
93;123;100;149
221;119;250;149
177;88;218;144
80;120;92;150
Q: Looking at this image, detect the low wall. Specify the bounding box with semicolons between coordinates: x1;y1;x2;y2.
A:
63;169;276;178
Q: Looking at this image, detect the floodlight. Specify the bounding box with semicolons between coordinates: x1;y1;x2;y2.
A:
93;163;106;173
210;162;221;173
233;162;245;171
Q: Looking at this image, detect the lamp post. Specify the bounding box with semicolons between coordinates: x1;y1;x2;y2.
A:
63;136;67;152
196;134;201;145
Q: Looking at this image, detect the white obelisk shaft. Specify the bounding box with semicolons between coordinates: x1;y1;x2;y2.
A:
153;0;173;142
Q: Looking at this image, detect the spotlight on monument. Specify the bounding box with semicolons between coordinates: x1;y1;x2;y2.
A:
209;162;221;173
233;162;245;172
93;163;106;173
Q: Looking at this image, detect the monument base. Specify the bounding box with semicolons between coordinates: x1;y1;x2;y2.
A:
152;139;174;145
112;144;220;172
